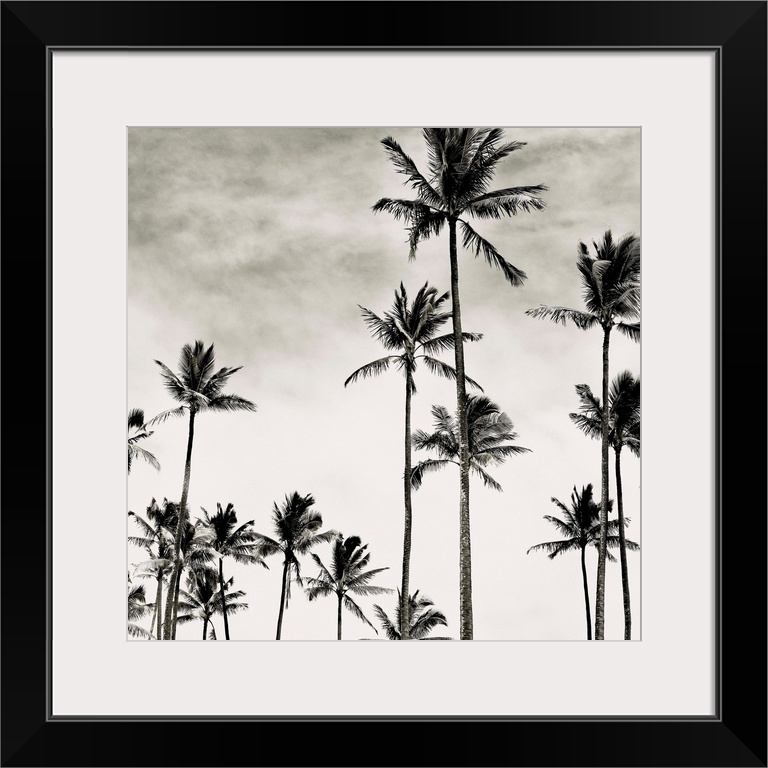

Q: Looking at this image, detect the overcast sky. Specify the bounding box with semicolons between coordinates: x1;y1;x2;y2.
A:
127;126;641;642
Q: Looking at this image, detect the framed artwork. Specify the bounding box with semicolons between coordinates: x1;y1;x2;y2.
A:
3;1;765;766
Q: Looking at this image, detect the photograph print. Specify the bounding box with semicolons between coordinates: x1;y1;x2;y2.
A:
127;126;641;642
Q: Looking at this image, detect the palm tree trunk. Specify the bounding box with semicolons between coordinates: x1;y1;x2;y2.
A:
337;593;343;640
276;559;289;640
164;408;196;639
171;565;182;640
219;557;230;640
615;447;632;639
595;327;611;640
152;573;162;640
202;615;209;640
448;217;473;641
400;373;413;640
581;545;592;640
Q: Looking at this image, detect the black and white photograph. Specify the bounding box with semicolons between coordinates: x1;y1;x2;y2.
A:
127;126;641;642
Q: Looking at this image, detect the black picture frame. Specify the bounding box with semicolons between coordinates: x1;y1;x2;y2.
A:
2;2;765;766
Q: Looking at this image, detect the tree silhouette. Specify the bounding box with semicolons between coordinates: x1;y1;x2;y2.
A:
374;128;546;638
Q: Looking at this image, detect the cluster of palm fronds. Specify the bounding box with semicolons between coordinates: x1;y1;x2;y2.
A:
127;481;448;641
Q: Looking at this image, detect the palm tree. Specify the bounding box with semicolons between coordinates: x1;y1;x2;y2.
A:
527;484;638;640
149;340;257;639
305;534;392;639
166;516;219;639
177;567;248;640
128;498;178;639
525;230;640;639
254;492;337;640
570;372;640;639
411;394;531;493
127;576;153;639
127;408;160;474
344;281;482;638
372;590;450;640
199;503;266;640
374;128;546;639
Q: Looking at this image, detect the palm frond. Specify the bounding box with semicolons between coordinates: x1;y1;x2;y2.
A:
371;197;432;224
406;209;446;260
145;406;187;427
524;305;599;330
128;444;161;472
419;331;482;355
463;186;547;219
410;458;454;489
359;307;405;350
344;357;396;387
469;463;502;491
153;360;188;402
410;608;449;639
372;604;399;640
342;595;377;633
379;136;443;208
204;393;257;414
459;220;527;286
615;322;640;342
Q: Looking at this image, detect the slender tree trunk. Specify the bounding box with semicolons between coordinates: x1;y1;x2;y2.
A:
337;593;343;640
448;218;473;640
581;545;592;640
164;408;196;639
171;564;182;640
615;448;632;639
595;327;611;640
276;559;289;640
400;373;413;639
219;557;230;640
202;615;209;640
153;573;162;640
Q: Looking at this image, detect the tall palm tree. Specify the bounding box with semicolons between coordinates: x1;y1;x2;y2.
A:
128;498;178;639
177;567;248;641
345;282;482;639
374;128;546;639
254;492;337;640
372;590;450;640
149;340;257;639
527;484;638;639
525;230;640;639
570;371;640;639
127;408;160;474
411;394;531;493
305;534;392;639
199;503;266;641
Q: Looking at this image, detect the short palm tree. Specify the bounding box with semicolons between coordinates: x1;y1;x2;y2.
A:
525;230;640;639
127;408;160;474
254;492;337;640
372;590;450;640
411;394;531;493
199;502;266;640
177;567;248;641
526;483;638;640
165;516;219;639
149;340;257;639
570;371;640;639
128;498;178;639
345;281;481;639
305;534;392;639
375;128;547;639
127;576;153;639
